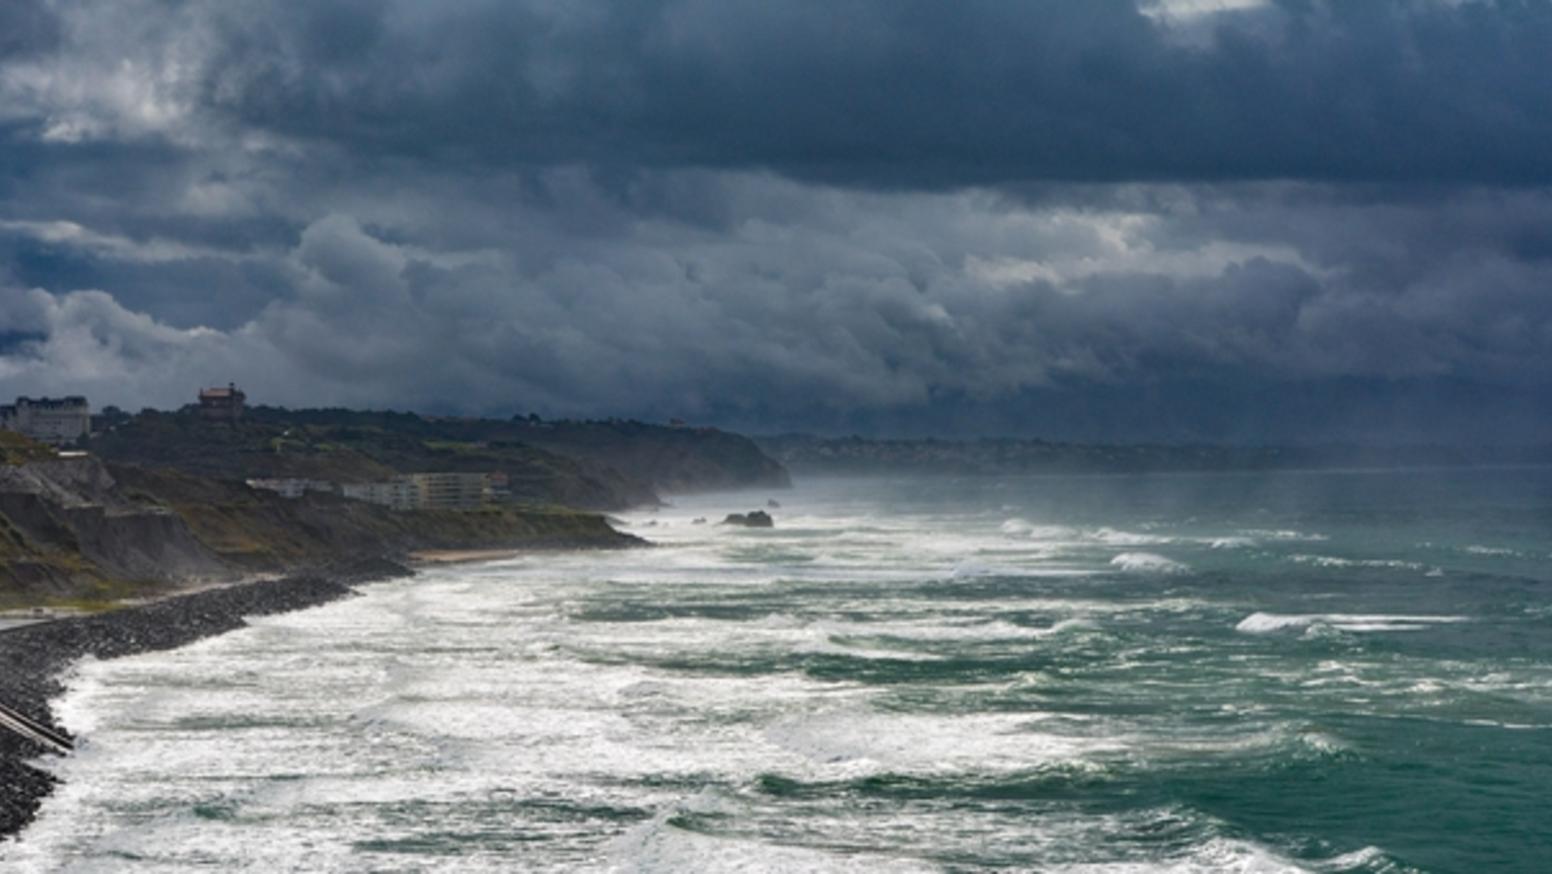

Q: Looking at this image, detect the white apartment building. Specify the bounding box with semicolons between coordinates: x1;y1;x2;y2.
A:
341;479;422;511
0;396;91;446
339;472;497;511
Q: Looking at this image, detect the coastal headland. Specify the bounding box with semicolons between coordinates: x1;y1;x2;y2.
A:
2;407;788;610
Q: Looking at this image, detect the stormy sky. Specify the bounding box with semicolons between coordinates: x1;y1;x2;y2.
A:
2;0;1550;442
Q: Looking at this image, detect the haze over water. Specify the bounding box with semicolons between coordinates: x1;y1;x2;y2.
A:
8;469;1552;872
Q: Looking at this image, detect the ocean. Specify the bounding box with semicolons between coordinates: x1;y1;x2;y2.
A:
6;468;1551;872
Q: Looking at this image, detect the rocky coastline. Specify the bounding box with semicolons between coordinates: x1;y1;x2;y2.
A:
0;557;411;843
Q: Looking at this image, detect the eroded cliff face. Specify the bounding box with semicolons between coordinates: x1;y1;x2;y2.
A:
0;459;228;601
0;457;639;607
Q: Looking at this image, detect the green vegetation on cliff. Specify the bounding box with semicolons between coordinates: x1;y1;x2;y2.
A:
0;432;56;466
497;417;792;494
89;409;654;510
233;407;791;495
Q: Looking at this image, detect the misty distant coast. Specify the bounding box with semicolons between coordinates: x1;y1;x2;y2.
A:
759;434;1552;477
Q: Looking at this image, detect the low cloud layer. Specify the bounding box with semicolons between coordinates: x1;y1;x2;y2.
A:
2;1;1550;442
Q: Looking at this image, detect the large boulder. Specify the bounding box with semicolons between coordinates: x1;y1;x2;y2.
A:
721;510;774;528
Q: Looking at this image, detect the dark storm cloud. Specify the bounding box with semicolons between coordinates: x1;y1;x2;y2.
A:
0;1;1550;442
192;0;1552;186
0;1;60;61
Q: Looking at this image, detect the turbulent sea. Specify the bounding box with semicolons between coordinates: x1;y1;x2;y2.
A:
7;469;1552;872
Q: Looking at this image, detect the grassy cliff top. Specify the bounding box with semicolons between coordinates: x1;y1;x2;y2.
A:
88;407;790;506
86;410;655;510
0;432;57;465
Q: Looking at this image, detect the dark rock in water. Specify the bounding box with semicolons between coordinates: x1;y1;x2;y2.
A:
0;757;55;842
722;510;774;528
767;499;782;508
691;517;707;525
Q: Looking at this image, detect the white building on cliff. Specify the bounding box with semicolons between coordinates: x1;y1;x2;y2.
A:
341;472;499;511
0;396;91;445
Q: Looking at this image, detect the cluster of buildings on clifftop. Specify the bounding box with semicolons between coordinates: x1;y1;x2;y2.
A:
6;383;507;513
1;384;247;446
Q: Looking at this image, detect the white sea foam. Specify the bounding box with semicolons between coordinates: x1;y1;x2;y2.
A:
1463;544;1520;557
951;560;997;578
1236;612;1470;634
1110;552;1189;574
1047;836;1316;873
827;616;1096;643
8;475;1536;873
763;707;1120;774
1001;517;1034;535
1287;554;1428;571
609;800;940;873
1312;846;1393;871
797;636;945;662
1090;527;1175;546
1461;719;1552;731
1001;518;1082;540
1240;529;1329;542
1001;519;1182;548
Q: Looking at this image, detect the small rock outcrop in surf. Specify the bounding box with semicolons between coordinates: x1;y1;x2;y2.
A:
722;511;774;528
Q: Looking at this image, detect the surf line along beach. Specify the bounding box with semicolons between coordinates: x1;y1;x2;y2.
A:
0;558;410;841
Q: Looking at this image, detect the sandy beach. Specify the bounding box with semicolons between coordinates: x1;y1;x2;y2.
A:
408;548;527;565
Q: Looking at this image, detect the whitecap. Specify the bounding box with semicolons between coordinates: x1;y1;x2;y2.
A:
1236;612;1470;634
1000;517;1034;536
1463;544;1520;557
1090;527;1175;546
762;707;1120;775
951;560;997;579
1287;554;1427;571
836;617;1096;643
1044;835;1314;873
1001;518;1082;541
1314;845;1395;871
1110;552;1189;574
1462;719;1552;731
1239;528;1329;542
609;799;939;873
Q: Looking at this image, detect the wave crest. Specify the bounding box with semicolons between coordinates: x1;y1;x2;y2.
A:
1236;612;1469;634
1110;552;1189;574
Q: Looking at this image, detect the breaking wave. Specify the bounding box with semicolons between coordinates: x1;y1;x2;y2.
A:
1288;554;1430;572
1110;552;1189;574
1236;612;1470;634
